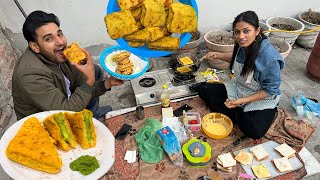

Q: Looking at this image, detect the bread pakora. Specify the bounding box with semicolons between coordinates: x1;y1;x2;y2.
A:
131;6;142;20
65;109;96;149
43;112;78;151
6;117;62;173
105;10;138;39
128;41;145;47
117;0;143;10
124;29;151;42
140;0;166;27
63;42;86;64
166;2;197;33
147;36;180;51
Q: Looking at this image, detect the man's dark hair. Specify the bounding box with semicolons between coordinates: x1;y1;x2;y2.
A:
230;10;267;76
22;10;60;43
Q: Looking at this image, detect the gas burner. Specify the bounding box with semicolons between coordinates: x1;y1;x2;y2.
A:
173;74;195;82
139;77;156;88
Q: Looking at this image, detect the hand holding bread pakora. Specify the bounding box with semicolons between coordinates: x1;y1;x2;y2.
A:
6;117;62;173
63;42;87;64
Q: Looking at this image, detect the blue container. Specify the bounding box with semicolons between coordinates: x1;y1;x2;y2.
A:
106;0;198;58
99;46;149;80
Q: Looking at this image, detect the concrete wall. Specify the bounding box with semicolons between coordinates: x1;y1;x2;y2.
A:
0;0;319;49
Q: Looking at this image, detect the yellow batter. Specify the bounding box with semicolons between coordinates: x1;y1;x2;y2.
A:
206;123;226;136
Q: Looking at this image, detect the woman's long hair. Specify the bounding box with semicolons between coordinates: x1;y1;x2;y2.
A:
229;10;267;76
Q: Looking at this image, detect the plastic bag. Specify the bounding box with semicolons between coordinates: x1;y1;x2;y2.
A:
292;93;320;122
134;118;163;163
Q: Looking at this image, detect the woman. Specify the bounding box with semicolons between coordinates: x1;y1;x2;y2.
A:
201;11;284;139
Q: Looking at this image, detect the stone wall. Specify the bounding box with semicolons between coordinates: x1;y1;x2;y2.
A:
0;30;16;135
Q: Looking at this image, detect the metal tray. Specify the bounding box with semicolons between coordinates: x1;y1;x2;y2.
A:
233;141;303;179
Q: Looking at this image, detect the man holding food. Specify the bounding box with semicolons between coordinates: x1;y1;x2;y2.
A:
12;10;124;120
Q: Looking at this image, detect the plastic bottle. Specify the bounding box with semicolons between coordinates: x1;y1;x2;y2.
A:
161;84;171;108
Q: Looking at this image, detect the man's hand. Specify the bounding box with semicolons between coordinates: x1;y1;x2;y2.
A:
104;76;124;90
71;49;95;86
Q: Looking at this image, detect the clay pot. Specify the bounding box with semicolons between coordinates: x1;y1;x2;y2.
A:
260;21;271;36
269;38;292;59
266;17;305;45
204;30;234;70
297;11;320;49
307;33;320;82
171;31;202;59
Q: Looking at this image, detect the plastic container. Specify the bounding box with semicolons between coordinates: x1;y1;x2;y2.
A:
99;46;149;80
184;112;201;132
161;84;171;108
202;113;233;139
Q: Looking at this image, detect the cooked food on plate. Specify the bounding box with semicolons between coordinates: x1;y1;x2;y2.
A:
166;2;197;33
251;164;272;179
105;10;138;39
43;112;78;151
146;36;180;51
111;51;134;75
147;27;166;41
272;157;294;173
249;144;269;161
63;42;86;64
65;109;97;149
6;117;62;173
141;0;166;27
234;150;253;166
113;51;131;62
131;6;142;20
274;143;296;158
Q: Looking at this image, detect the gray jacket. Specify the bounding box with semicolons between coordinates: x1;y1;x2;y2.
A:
12;48;107;120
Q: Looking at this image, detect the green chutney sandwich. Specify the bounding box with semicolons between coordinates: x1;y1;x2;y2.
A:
65;109;96;149
43;112;78;151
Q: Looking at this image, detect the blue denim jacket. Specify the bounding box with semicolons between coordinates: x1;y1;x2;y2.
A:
236;38;285;96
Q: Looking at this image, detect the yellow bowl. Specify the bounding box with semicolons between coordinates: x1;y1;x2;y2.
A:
202;113;233;139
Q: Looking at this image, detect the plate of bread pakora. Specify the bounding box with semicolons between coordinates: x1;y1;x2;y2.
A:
100;45;149;80
104;0;198;57
0;110;115;180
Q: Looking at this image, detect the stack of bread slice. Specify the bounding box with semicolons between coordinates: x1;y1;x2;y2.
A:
272;143;295;173
217;152;236;173
249;145;269;161
275;143;296;158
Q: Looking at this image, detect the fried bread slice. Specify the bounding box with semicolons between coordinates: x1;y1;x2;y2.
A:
272;157;294;173
63;42;86;64
43;112;78;151
146;36;180;51
65;109;96;149
105;10;138;39
6;117;62;173
141;0;166;27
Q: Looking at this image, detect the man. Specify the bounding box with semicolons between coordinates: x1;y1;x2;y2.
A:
12;10;123;120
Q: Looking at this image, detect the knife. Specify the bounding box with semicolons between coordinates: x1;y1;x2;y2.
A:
213;135;247;171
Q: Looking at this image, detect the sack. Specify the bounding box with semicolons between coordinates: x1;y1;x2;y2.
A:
134;118;163;163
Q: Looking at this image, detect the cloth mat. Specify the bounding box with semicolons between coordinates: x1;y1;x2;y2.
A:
101;97;308;180
265;109;316;152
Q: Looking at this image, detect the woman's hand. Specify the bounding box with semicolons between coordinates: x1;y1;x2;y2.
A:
202;51;233;63
71;49;95;86
104;76;124;89
224;98;245;109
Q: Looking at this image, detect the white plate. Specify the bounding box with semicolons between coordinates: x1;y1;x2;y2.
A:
0;110;115;180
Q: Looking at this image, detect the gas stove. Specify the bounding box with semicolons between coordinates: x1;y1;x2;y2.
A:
130;68;206;106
